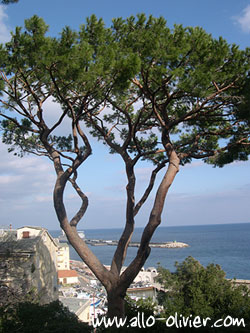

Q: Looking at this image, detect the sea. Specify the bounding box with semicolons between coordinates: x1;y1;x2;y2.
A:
50;223;250;280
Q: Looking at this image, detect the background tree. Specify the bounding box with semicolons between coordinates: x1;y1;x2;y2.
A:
0;15;250;319
156;257;250;332
1;0;19;4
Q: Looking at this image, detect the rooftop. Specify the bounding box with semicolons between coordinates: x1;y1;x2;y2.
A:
58;243;69;248
17;226;58;248
127;286;157;292
59;297;90;314
17;226;46;231
58;270;78;278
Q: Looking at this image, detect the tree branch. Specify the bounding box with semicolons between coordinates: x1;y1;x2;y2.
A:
69;173;88;227
134;160;168;216
120;149;180;288
110;161;135;276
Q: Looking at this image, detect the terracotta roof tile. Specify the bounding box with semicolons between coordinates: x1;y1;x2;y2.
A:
58;270;78;278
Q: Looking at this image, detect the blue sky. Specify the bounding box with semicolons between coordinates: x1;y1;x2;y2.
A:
0;0;249;230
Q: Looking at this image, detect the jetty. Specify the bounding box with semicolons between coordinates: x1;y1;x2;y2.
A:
58;232;189;248
85;239;189;248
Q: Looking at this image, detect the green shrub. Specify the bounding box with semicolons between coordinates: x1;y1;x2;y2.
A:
0;300;91;333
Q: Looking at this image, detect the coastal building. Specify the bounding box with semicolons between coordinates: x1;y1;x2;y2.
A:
17;226;58;267
0;226;58;304
57;243;70;270
104;265;158;285
127;286;159;302
230;279;250;290
133;267;158;285
58;269;78;285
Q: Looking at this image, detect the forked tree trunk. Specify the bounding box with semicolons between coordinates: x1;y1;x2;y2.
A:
104;149;180;319
106;288;126;319
52;138;180;320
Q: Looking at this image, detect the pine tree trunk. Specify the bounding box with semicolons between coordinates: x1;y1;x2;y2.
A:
107;289;126;319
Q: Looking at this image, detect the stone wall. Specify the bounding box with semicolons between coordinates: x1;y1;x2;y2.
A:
33;238;58;303
0;237;58;305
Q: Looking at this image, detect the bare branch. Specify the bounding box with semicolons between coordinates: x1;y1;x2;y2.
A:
18;70;45;125
134;160;168;216
170;81;237;128
76;121;92;156
69;173;89;227
49;109;69;134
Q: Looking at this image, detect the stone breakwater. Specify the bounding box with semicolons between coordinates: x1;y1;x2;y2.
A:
149;242;189;248
85;239;189;248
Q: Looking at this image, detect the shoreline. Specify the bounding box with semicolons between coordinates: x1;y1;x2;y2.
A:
81;239;189;248
69;260;250;287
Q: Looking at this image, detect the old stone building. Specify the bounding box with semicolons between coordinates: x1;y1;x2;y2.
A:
0;226;58;304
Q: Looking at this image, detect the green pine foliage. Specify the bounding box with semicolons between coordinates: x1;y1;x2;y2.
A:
1;0;19;4
0;14;249;166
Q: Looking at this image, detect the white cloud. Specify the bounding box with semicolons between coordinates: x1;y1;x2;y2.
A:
35;195;52;203
234;5;250;33
0;174;23;184
0;5;11;43
0;141;55;201
6;157;52;174
0;142;57;228
42;98;71;134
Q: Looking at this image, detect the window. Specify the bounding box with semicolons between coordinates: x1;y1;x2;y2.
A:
22;231;30;238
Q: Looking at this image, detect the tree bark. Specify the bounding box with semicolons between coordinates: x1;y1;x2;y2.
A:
106;287;126;319
111;161;135;276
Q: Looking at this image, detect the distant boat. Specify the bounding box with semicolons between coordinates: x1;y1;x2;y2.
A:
78;231;85;239
58;230;85;243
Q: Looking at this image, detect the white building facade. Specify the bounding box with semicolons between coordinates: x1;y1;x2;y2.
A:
57;243;70;270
